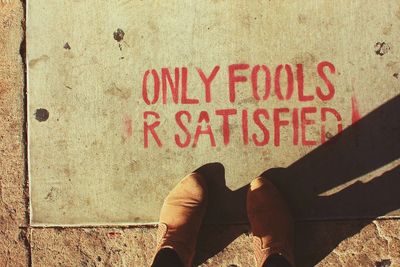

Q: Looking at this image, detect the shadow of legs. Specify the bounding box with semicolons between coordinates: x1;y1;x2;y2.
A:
193;96;400;266
194;163;249;265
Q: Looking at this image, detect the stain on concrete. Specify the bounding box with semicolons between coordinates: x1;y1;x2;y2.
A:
374;42;391;56
29;55;49;67
386;61;398;68
382;24;392;35
123;116;133;139
107;231;122;239
291;52;317;66
104;83;131;100
238;96;257;105
298;14;307;24
396;7;400;20
45;187;58;201
63;167;76;178
147;21;158;32
113;28;125;42
34;108;49;122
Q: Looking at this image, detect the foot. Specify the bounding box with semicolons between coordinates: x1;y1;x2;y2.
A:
247;176;295;267
152;172;208;267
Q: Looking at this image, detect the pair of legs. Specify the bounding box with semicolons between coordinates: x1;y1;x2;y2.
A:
150;173;294;267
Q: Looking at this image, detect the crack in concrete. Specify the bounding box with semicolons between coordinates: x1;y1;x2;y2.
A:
18;0;32;266
373;221;390;250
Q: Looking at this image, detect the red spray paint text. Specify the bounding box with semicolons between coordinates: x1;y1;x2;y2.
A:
139;61;350;148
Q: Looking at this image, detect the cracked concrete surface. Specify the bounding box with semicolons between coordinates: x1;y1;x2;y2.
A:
0;1;399;266
0;1;29;266
29;221;400;266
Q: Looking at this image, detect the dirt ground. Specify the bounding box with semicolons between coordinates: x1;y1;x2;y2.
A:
0;1;399;266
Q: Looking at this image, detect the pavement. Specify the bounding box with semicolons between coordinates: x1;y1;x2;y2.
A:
0;1;399;266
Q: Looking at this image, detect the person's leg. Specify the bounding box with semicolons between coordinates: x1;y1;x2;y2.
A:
151;248;184;267
150;172;208;267
262;254;293;267
247;176;295;267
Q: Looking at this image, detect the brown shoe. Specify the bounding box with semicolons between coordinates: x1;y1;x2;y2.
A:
247;176;295;267
152;172;208;267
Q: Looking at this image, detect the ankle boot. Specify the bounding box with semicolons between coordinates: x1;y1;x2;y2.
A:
152;173;208;267
247;176;295;267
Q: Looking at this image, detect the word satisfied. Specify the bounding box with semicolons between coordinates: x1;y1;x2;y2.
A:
140;61;344;148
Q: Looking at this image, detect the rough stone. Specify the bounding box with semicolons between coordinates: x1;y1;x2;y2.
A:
0;0;30;266
296;220;400;267
31;220;400;267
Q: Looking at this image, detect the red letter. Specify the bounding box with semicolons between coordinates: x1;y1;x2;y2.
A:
215;109;237;145
143;111;162;148
292;108;299;145
142;70;160;105
197;66;220;103
321;107;343;143
297;64;314;101
123;115;133;139
273;108;290;146
228;64;249;102
242;109;249;145
351;95;361;124
252;109;270;146
251;65;271;101
193;111;216;147
301;107;317;146
274;64;294;100
316;61;335;101
181;67;199;104
175;111;192;148
161;68;179;104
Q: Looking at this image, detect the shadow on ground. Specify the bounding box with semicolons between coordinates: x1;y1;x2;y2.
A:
193;95;400;266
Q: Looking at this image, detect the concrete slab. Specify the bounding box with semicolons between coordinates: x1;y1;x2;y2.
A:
30;220;400;267
27;1;400;225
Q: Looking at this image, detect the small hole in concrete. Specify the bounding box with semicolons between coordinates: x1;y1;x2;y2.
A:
64;42;71;50
374;42;390;56
113;28;125;42
34;108;49;122
325;131;333;139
